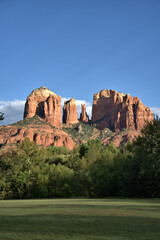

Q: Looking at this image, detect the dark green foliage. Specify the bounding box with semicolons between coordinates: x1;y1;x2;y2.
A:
0;112;4;121
0;119;160;199
132;119;160;197
12;115;47;126
89;144;118;197
46;146;70;165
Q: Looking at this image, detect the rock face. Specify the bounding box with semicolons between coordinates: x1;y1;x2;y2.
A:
80;104;89;123
92;89;154;130
0;118;75;150
63;98;78;124
24;87;62;128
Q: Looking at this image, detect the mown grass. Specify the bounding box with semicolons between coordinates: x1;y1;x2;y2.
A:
0;198;160;240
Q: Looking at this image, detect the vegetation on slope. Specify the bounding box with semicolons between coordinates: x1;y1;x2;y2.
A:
62;122;100;142
12;115;50;127
63;122;113;143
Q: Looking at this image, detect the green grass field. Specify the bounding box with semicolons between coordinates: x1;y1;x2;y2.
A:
0;199;160;240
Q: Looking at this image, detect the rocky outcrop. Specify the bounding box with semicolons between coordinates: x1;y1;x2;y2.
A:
63;98;78;124
92;89;154;130
24;87;62;128
80;104;89;123
0;121;75;150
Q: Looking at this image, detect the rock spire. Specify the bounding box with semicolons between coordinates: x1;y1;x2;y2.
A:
80;104;89;122
63;98;78;124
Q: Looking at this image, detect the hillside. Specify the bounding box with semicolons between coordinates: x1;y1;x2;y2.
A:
0;115;140;151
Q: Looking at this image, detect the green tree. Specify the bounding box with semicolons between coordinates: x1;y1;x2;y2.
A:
0;138;48;199
71;139;102;197
89;144;118;197
133;119;160;197
0;112;4;121
48;163;73;197
114;143;139;197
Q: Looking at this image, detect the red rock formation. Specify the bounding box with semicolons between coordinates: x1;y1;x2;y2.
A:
24;87;62;128
0;122;75;150
92;89;154;130
63;98;78;124
80;104;89;123
0;87;155;151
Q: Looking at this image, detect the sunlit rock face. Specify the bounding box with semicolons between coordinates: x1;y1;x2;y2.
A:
80;104;89;123
0;121;75;150
24;86;62;128
63;98;78;124
91;89;154;130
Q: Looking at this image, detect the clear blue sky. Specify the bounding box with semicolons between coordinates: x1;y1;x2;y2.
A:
0;0;160;109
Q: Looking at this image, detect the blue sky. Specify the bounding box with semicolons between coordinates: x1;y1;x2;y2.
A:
0;0;160;124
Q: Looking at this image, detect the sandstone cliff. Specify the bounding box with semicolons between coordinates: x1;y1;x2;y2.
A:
63;98;78;124
80;104;89;123
0;116;75;150
24;87;62;128
91;89;154;130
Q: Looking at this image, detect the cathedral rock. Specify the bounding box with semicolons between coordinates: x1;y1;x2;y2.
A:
91;89;154;131
0;86;155;150
24;87;62;128
63;98;78;124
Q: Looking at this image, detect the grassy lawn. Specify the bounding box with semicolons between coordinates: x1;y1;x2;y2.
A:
0;198;160;240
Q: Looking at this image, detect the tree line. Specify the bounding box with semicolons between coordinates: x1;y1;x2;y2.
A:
0;118;160;199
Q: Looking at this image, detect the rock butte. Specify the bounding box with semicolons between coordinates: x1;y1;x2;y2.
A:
92;89;154;130
24;87;62;128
